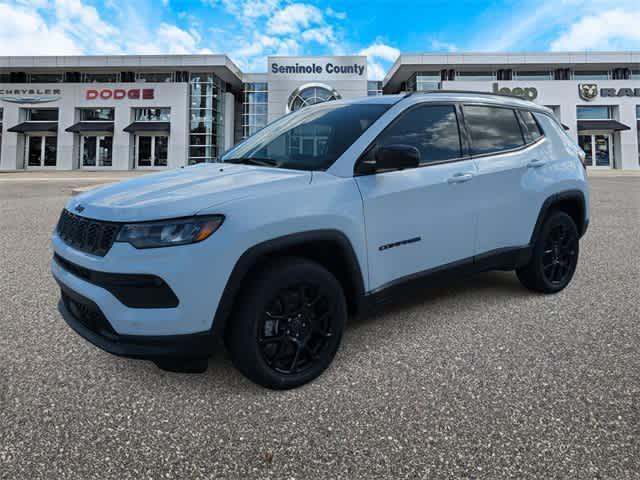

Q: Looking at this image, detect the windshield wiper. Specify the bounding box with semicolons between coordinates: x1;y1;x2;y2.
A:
225;157;278;167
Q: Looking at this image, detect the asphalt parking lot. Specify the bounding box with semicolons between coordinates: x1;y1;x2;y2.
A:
0;175;638;479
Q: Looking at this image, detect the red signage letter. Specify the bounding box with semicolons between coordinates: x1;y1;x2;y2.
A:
86;89;98;100
127;89;140;99
142;88;155;99
113;89;126;99
99;89;113;99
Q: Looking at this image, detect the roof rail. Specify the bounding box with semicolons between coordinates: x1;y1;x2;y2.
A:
402;89;534;101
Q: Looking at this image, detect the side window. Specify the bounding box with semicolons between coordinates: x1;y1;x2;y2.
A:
463;105;525;155
372;104;462;166
520;110;544;143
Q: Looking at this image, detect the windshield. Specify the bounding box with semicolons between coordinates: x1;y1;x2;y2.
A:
222;102;391;171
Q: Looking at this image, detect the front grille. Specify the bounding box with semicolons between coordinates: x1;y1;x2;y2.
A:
56;209;120;256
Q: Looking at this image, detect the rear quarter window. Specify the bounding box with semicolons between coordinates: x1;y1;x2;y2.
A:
463;105;525;155
520;110;544;143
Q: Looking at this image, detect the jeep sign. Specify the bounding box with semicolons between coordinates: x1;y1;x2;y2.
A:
492;83;538;100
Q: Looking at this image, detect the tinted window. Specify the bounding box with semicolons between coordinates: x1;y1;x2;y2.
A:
520;110;543;142
223;103;390;171
464;105;524;155
372;104;462;165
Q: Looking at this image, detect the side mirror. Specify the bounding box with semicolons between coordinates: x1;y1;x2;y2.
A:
374;144;420;171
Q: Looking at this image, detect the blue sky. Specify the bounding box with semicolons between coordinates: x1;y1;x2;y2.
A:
2;0;640;78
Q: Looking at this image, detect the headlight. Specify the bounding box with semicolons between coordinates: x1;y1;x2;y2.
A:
116;215;224;249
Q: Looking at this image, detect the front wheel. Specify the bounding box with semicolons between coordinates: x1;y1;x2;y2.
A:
517;210;580;293
226;257;346;389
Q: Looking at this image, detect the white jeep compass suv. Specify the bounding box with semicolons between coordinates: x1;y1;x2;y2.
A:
52;91;589;389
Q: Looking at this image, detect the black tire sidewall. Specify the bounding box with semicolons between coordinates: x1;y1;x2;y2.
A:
532;211;579;292
229;257;347;389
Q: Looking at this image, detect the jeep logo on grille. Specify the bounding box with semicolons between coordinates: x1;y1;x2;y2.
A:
74;204;85;213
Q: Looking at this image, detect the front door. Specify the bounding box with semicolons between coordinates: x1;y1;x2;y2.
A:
81;135;113;168
578;133;612;168
354;103;477;291
26;135;57;168
135;134;168;168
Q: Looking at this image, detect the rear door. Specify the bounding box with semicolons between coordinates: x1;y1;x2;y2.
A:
463;104;549;254
355;103;479;291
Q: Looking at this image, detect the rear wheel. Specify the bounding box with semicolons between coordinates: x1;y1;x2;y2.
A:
517;210;579;293
227;257;346;389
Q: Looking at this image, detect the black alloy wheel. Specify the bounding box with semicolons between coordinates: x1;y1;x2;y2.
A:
227;257;346;389
259;284;335;375
517;210;580;293
540;223;578;286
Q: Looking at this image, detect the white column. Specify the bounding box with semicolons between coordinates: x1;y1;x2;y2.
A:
0;103;21;170
619;104;639;170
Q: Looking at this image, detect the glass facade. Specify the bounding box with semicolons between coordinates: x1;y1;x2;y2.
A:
135;72;174;83
134;107;171;122
577;106;612;120
80;108;114;121
574;70;610;80
455;71;496;81
27;108;58;121
367;81;383;96
288;85;340;112
189;72;225;163
407;72;440;91
515;70;553;80
242;82;268;139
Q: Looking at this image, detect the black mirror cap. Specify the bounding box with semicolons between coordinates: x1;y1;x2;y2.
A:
375;144;420;171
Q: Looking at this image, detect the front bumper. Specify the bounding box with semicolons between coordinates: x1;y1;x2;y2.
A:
58;282;214;359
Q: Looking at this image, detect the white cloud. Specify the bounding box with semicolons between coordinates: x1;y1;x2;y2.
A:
325;7;346;20
430;40;458;52
301;26;335;45
358;41;400;80
267;3;323;35
551;9;640;50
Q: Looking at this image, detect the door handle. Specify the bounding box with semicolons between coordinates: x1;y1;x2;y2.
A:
447;172;474;184
527;159;547;168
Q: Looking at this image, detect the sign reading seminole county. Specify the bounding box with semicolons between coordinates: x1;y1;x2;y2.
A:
271;62;365;76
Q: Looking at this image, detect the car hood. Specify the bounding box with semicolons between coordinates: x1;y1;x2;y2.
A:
66;163;311;222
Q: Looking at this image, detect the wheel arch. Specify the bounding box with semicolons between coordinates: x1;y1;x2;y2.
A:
210;230;366;338
530;189;588;245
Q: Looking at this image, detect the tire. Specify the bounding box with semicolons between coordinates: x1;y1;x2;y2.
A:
226;257;347;389
517;210;579;293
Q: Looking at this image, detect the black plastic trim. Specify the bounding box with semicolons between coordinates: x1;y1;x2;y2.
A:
529;190;588;243
58;283;213;360
54;253;179;309
210;230;365;337
366;245;531;306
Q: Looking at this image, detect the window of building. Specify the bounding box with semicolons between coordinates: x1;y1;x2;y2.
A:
573;70;610;80
189;72;225;164
134;107;171;122
368;81;383;96
576;106;612;120
28;73;63;83
80;108;114;121
455;71;496;81
515;70;553;80
631;70;640;80
371;105;462;165
83;72;120;83
287;84;341;112
520;110;544;143
81;135;113;167
27;108;58;121
408;72;441;92
463;105;525;155
135;72;174;83
242;82;268;139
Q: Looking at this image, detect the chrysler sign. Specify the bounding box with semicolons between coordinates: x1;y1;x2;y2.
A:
86;88;155;100
0;88;62;104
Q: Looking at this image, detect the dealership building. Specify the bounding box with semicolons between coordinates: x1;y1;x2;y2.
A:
1;51;639;171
